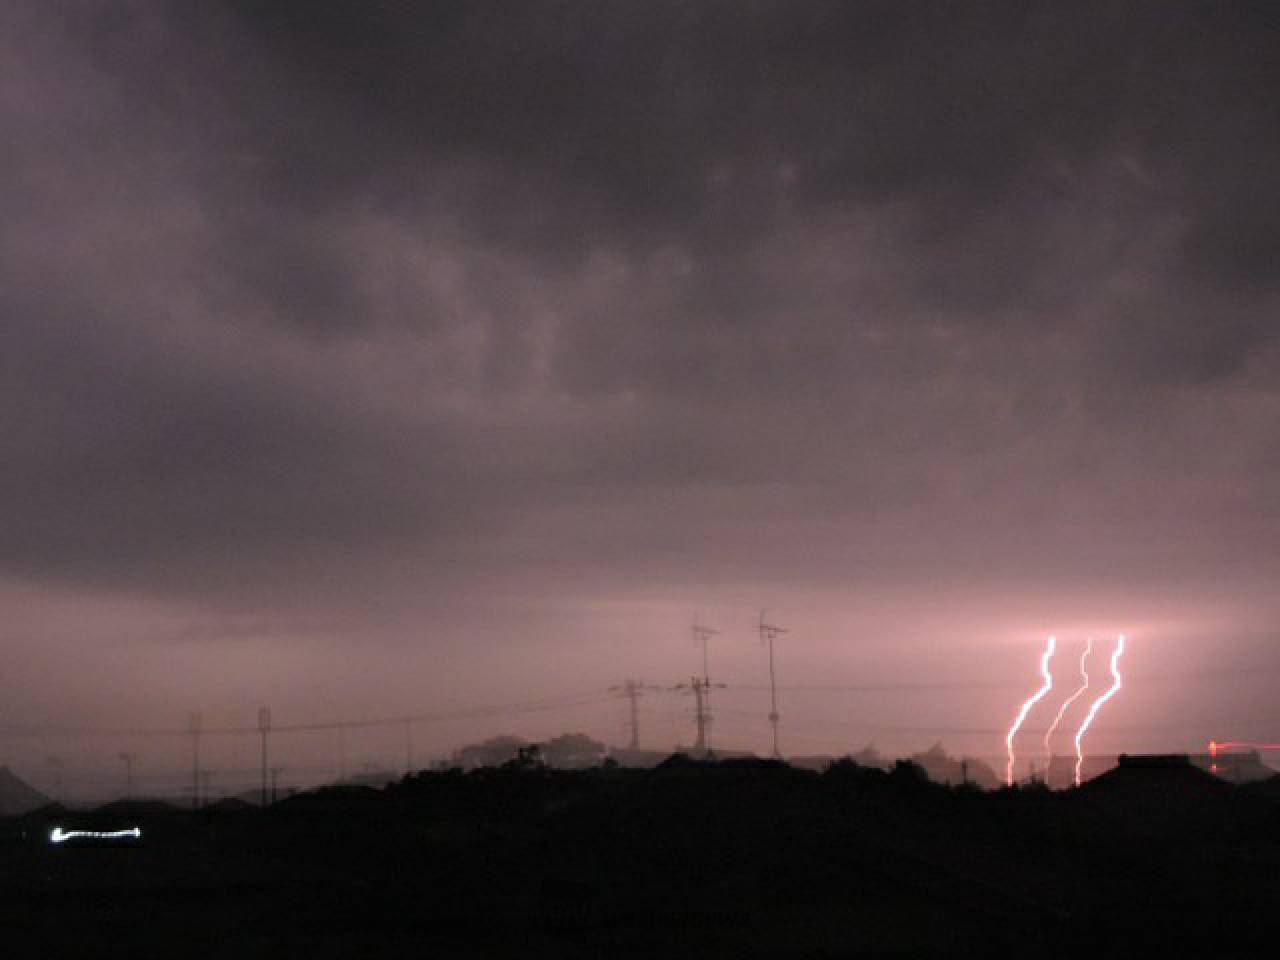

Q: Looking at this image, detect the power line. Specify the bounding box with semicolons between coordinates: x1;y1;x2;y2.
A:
0;690;615;740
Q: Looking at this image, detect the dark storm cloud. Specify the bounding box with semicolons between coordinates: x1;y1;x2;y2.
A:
2;0;1277;610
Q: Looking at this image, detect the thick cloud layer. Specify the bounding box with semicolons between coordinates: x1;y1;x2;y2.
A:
1;2;1277;781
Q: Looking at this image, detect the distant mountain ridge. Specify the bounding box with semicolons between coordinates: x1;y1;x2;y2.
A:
0;766;51;816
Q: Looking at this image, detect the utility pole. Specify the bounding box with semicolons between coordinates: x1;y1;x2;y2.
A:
189;711;203;809
759;611;788;759
257;707;271;807
270;766;284;804
118;751;136;800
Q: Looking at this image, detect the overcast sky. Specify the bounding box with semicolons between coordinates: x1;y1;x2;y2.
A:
2;1;1277;793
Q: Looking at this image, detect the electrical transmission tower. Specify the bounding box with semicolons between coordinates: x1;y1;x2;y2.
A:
609;679;660;751
403;719;414;776
759;610;789;759
189;711;203;809
258;707;272;807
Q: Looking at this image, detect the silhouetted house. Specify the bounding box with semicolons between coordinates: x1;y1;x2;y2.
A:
1079;753;1230;805
1044;753;1119;787
1188;749;1274;784
0;766;51;816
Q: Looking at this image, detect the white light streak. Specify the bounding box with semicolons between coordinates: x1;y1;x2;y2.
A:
1073;634;1126;787
1044;637;1093;769
49;826;142;845
1005;636;1056;787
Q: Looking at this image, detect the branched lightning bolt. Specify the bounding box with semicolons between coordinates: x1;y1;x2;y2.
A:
1073;634;1125;787
1044;638;1092;770
1005;635;1056;787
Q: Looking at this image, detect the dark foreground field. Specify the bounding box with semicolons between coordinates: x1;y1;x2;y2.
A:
3;756;1280;958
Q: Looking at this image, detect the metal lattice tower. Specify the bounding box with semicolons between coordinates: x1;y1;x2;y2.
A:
257;707;272;807
189;711;203;809
758;610;789;759
403;719;414;775
609;679;660;751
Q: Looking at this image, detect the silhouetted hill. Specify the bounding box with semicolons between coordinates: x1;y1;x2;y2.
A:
93;798;183;817
0;766;50;816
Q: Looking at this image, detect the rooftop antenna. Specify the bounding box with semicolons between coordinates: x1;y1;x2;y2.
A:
688;617;724;755
758;610;789;759
692;616;720;688
674;675;727;755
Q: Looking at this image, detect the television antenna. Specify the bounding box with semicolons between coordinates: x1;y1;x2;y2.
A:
758;610;789;759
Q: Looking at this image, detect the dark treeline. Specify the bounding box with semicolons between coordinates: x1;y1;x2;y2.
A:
3;754;1280;957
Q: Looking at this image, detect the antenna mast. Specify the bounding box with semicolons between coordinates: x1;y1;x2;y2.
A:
674;674;727;756
690;618;722;750
759;610;789;759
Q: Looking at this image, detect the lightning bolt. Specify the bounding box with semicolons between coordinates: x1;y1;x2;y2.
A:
1005;635;1056;787
1044;637;1093;771
1073;633;1125;787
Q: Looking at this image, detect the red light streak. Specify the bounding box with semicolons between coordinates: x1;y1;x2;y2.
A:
1005;635;1056;787
1073;634;1125;787
1044;637;1092;768
1208;740;1280;754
